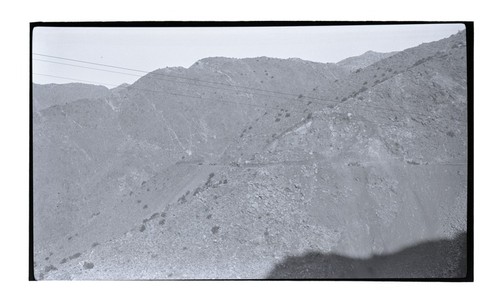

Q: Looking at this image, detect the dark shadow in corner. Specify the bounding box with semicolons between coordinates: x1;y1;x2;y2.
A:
267;232;467;280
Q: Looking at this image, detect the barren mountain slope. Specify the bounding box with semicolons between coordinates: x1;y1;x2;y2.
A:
33;57;348;279
33;31;468;279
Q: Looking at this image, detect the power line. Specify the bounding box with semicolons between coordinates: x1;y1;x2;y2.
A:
33;73;306;114
33;53;466;124
33;53;149;73
33;58;330;106
33;59;144;78
33;73;119;87
33;53;336;104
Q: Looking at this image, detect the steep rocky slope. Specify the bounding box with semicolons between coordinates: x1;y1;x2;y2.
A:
32;30;468;279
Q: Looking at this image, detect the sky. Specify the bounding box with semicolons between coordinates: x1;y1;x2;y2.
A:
32;24;465;88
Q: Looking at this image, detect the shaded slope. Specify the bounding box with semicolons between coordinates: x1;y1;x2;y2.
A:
267;232;467;279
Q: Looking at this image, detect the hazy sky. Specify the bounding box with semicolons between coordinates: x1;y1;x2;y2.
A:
33;24;465;88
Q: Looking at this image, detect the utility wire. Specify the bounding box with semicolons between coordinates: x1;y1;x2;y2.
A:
34;58;331;106
34;59;144;78
33;73;118;87
33;73;305;114
33;54;466;124
33;53;336;103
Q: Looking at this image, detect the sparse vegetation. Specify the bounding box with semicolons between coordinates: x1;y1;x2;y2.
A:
205;173;215;186
406;160;420;165
44;265;57;273
412;56;432;67
193;187;202;196
178;194;187;203
211;226;220;234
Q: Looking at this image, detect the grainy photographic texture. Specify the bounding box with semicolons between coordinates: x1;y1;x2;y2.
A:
31;23;469;280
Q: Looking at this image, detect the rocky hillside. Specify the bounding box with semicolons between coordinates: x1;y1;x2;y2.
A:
32;30;468;280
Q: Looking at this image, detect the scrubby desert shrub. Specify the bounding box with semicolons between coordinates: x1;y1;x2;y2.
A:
211;226;220;234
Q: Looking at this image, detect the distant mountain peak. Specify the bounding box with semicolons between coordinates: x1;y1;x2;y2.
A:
337;50;398;72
